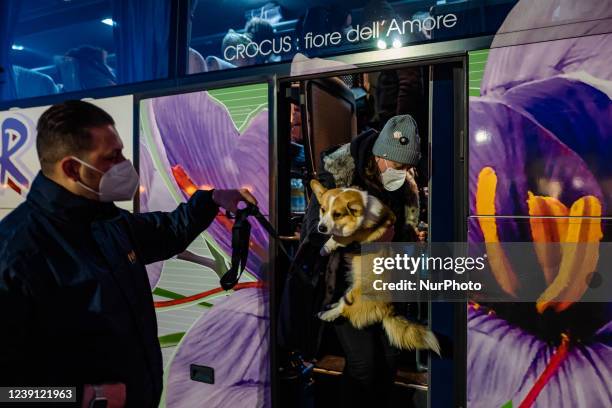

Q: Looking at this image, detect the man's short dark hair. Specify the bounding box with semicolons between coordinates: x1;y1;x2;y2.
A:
36;100;115;175
245;17;274;44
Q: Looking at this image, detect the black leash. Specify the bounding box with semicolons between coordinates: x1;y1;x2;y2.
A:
220;204;291;290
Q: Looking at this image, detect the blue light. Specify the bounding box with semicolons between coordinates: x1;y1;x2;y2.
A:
101;18;116;26
11;44;24;51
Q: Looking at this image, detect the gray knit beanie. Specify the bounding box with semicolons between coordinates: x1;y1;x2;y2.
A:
372;114;421;166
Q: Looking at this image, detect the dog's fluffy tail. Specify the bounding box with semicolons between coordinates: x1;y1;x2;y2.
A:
382;315;440;355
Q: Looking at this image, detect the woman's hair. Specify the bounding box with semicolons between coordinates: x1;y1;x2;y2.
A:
222;30;251;57
245;17;274;44
362;155;384;193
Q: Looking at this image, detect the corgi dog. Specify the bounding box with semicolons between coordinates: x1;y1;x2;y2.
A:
311;179;440;354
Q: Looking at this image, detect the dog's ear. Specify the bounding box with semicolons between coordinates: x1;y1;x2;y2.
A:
310;179;327;204
346;199;364;217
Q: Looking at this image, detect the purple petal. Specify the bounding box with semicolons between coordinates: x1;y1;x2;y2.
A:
139;140;182;288
468;306;612;407
145;261;164;290
501;77;612;212
493;0;612;40
483;33;612;97
469;98;602;221
148;92;270;277
469;98;529;243
468;306;546;407
165;288;270;408
469;98;535;219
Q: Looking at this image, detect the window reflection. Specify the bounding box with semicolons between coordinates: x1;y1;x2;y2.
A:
0;0;170;101
188;0;519;74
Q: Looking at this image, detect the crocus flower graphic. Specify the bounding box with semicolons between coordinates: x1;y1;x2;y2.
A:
469;81;612;408
140;89;271;407
165;288;270;408
148;90;270;277
467;1;612;406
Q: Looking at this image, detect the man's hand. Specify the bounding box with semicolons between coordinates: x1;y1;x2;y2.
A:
212;189;258;212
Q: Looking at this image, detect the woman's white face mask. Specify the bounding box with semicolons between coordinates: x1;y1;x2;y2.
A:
380;159;407;191
71;156;139;202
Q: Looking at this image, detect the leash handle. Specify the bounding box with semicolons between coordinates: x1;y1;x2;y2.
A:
219;204;292;290
220;207;252;290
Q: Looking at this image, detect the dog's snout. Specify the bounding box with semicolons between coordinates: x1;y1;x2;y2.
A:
318;224;328;234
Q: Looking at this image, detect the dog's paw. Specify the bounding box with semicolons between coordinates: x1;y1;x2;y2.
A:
320;240;340;256
318;304;342;322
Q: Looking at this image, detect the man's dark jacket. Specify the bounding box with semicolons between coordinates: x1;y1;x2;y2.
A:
0;173;218;407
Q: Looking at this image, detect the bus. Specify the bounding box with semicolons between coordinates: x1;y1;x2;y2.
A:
1;1;610;407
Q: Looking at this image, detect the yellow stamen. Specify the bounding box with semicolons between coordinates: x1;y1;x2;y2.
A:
527;192;569;284
475;167;519;296
537;196;602;313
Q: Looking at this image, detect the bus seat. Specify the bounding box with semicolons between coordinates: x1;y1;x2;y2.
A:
188;48;208;74
12;66;59;98
205;55;237;71
301;77;357;176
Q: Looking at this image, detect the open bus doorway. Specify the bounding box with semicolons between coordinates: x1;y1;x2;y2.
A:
275;59;466;408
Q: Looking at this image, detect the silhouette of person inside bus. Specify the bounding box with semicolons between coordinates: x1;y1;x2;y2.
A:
64;45;117;90
289;103;305;166
244;17;280;64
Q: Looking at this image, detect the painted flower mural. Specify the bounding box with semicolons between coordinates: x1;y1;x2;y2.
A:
468;1;612;407
139;84;270;407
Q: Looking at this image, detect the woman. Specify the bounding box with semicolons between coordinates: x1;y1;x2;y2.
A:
279;114;423;407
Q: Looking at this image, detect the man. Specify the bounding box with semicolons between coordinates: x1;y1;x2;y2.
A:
0;100;256;407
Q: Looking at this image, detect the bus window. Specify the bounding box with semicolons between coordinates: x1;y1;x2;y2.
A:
186;0;519;75
1;1;170;101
